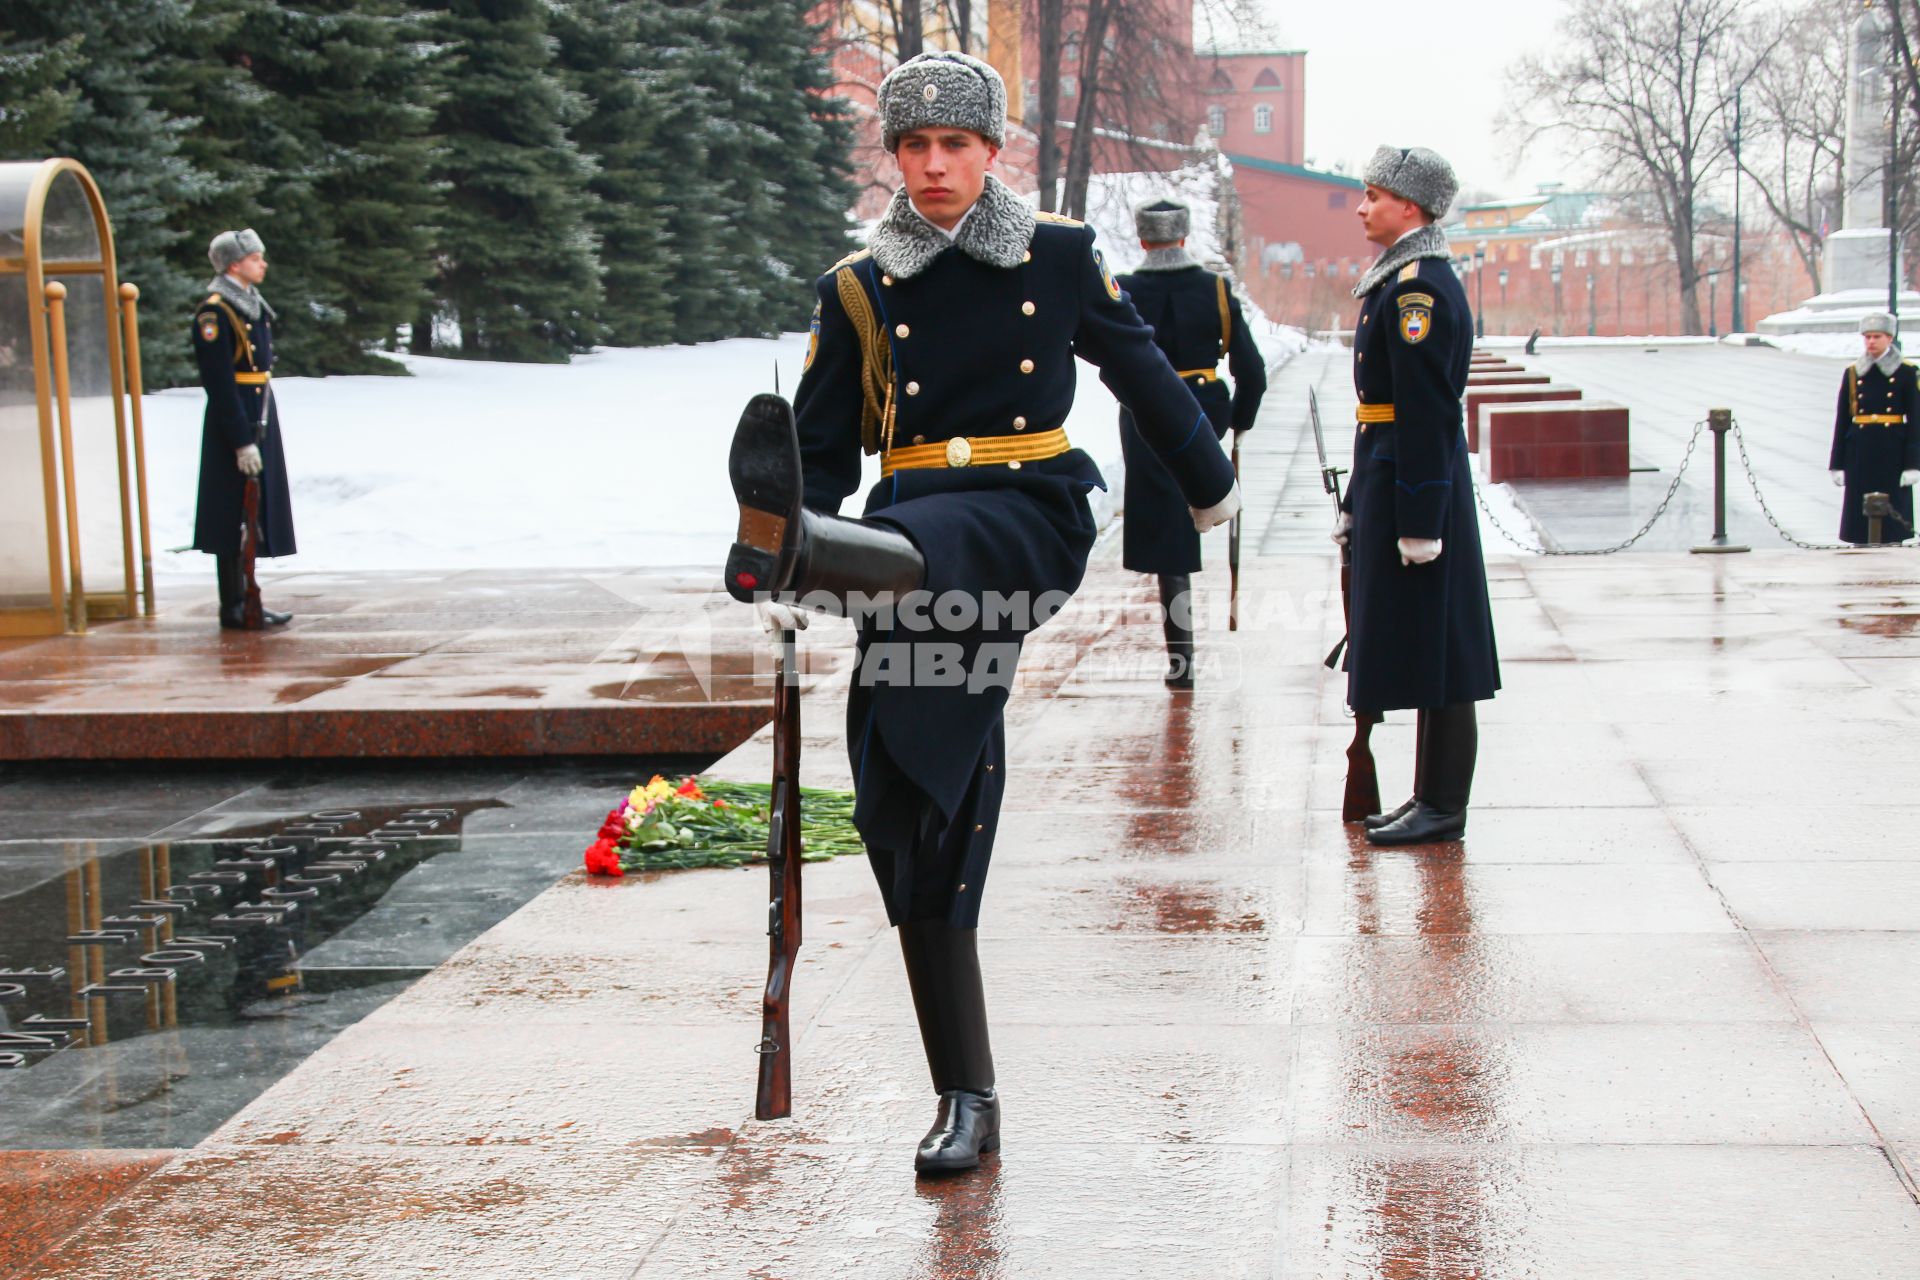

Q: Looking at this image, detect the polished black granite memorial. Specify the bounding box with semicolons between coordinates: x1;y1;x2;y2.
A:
0;757;709;1148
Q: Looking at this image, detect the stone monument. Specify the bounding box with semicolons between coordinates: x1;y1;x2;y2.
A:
1760;1;1920;335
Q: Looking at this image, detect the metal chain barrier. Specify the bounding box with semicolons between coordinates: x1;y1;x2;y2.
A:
1467;417;1707;555
1724;417;1856;551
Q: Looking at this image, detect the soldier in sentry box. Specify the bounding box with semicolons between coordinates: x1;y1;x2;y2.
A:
722;51;1239;1174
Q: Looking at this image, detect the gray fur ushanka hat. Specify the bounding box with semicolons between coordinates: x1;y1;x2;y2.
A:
879;51;1007;151
208;228;265;272
1860;311;1898;335
1134;198;1191;243
1361;146;1459;219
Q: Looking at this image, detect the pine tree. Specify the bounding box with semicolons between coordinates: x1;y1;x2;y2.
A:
0;30;83;156
419;0;602;362
552;0;674;348
185;0;440;374
0;0;223;387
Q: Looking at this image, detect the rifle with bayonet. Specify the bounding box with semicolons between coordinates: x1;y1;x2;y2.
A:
1228;433;1242;631
754;626;804;1119
1309;387;1381;823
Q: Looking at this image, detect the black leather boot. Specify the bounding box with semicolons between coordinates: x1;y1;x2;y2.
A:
725;393;924;611
1364;710;1425;829
214;554;291;630
1368;703;1476;845
899;921;1000;1176
1158;574;1194;689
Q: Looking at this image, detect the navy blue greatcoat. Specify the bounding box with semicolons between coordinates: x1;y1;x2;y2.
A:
1342;257;1498;714
1114;264;1267;574
190;296;295;557
795;213;1235;927
1829;361;1920;544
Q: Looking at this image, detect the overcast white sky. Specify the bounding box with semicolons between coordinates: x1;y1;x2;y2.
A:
1215;0;1579;197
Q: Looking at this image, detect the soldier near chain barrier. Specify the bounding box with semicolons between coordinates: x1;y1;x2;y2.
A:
1829;312;1920;545
192;228;295;628
723;51;1239;1174
1335;146;1499;846
1115;197;1266;688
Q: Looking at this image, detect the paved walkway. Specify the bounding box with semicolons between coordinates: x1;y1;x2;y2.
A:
7;350;1920;1276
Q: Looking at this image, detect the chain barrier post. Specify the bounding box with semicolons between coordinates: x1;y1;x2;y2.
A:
1691;408;1750;555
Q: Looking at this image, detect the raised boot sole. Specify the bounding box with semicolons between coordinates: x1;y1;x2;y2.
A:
725;393;803;602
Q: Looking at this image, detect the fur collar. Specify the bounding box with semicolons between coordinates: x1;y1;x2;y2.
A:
1856;344;1904;378
208;273;275;321
1353;224;1451;298
868;175;1036;279
1133;246;1198;272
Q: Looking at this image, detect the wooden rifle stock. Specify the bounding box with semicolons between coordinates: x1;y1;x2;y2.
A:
240;474;264;630
1329;543;1381;823
755;631;804;1120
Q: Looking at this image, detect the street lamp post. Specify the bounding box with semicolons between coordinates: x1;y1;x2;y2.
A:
1498;268;1508;335
1550;261;1563;335
1587;271;1597;336
1730;86;1743;332
1474;241;1487;338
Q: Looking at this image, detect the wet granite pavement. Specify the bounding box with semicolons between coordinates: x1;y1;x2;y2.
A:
0;568;774;760
6;348;1920;1276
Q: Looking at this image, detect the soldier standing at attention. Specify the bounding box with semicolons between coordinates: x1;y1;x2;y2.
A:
1829;312;1920;545
723;51;1239;1175
1335;146;1499;846
1114;197;1266;688
192;228;294;628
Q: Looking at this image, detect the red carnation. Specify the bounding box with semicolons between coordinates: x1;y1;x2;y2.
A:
583;837;624;877
675;777;705;800
598;809;627;839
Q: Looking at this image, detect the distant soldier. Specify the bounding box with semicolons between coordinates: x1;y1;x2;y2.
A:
1829;312;1920;545
1115;198;1267;688
1337;146;1499;845
192;228;294;628
722;52;1238;1175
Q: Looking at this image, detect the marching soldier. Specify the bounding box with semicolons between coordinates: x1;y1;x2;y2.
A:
1829;312;1920;545
192;228;294;628
1336;146;1499;845
1115;197;1266;688
723;51;1239;1174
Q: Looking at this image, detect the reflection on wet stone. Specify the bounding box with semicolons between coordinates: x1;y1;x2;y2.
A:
0;799;509;1147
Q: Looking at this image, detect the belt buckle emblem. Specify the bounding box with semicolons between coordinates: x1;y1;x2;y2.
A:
945;437;973;467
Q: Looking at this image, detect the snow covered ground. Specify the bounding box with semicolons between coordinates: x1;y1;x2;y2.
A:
145;337;1135;577
147;165;1302;581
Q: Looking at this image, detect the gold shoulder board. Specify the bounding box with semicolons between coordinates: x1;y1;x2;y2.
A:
1397;262;1421;282
1034;211;1084;226
829;248;871;272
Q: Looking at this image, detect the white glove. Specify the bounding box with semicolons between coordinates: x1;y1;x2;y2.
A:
755;599;809;638
1331;511;1352;546
1831;470;1846;488
1902;469;1920;488
1398;537;1442;565
1190;481;1241;532
236;444;263;476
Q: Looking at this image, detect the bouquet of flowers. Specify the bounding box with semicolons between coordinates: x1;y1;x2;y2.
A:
583;774;862;875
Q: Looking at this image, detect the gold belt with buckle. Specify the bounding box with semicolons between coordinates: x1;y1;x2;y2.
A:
881;427;1070;477
1853;414;1905;425
1176;367;1219;383
234;371;271;386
